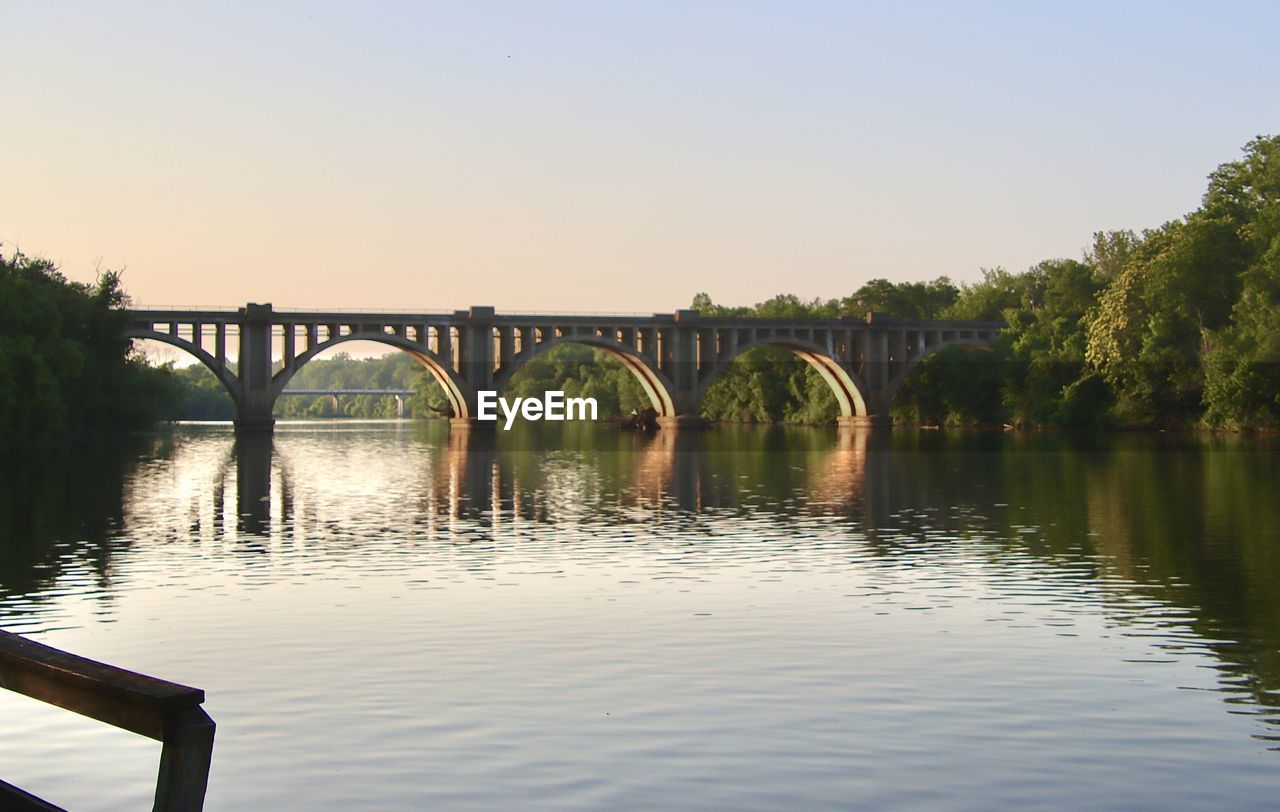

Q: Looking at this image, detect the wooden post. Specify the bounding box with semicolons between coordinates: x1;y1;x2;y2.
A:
154;706;216;811
0;630;215;812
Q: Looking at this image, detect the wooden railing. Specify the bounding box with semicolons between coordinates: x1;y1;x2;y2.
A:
0;629;214;811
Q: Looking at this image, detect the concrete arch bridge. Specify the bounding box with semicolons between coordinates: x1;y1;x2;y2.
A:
126;304;1002;432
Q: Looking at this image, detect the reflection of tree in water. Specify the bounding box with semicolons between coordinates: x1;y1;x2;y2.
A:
3;425;1278;746
872;431;1280;744
0;438;139;625
422;427;1280;742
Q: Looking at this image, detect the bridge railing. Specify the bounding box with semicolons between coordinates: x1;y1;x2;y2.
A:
0;629;215;811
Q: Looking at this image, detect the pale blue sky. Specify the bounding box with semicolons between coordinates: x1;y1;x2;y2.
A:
3;2;1277;311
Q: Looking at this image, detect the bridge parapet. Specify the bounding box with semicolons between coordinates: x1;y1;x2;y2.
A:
125;303;1002;432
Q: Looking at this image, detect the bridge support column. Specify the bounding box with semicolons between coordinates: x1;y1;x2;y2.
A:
838;414;893;429
855;317;895;427
462;306;495;396
662;309;709;429
235;303;277;432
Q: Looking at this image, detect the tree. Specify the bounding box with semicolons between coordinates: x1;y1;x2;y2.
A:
943;268;1023;321
1200;136;1280;428
1001;259;1109;426
1086;136;1277;427
504;344;649;419
1085;230;1140;280
840;277;959;320
0;247;178;446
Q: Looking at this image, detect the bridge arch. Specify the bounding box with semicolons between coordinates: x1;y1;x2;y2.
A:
493;335;678;417
273;334;474;419
125;328;244;409
885;339;997;405
698;337;870;419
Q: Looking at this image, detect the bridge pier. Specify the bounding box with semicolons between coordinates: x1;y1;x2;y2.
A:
234;303;277;432
233;415;277;432
233;433;274;534
838;414;893;429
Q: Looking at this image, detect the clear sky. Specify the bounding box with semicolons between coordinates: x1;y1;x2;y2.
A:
4;1;1278;312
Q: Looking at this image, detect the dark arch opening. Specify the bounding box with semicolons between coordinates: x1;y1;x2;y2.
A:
275;334;472;419
267;341;443;420
888;343;1001;426
126;330;241;420
698;339;868;424
495;337;678;418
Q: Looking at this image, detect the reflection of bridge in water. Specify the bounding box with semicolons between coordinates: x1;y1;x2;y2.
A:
225;428;894;538
127;304;1002;432
5;430;1280;741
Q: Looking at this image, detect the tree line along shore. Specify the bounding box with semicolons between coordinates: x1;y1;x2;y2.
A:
2;135;1276;447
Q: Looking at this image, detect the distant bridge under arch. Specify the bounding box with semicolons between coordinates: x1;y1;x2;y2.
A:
125;304;1002;432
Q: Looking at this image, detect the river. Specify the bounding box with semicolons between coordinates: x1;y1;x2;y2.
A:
1;422;1278;809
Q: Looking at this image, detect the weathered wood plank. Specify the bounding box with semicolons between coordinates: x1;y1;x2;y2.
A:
0;630;203;739
154;706;216;812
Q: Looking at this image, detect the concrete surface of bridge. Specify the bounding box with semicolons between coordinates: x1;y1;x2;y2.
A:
126;304;1001;432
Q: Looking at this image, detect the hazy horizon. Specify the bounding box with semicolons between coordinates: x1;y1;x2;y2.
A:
5;2;1278;311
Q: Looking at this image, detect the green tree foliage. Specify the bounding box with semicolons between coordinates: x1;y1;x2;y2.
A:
892;134;1279;430
876;136;1275;429
692;282;956;424
1086;135;1278;427
1201;260;1280;429
280;132;1264;433
942;268;1024;321
0;248;179;446
1085;230;1140;280
692;279;960;322
699;345;839;424
273;352;447;418
1199;137;1280;429
891;345;1006;425
1000;259;1111;426
159;363;236;420
175;366;235;420
503;343;650;419
894;261;1112;427
841;277;960;319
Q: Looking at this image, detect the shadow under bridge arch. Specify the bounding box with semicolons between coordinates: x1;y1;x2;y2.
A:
492;335;678;417
884;339;997;406
271;333;474;418
125;327;245;410
698;337;870;418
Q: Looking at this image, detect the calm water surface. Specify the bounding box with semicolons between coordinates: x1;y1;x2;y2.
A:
1;422;1278;810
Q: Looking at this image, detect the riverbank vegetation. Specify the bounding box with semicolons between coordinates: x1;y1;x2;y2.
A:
6;135;1276;436
154;352;449;421
0;249;177;448
696;134;1280;431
